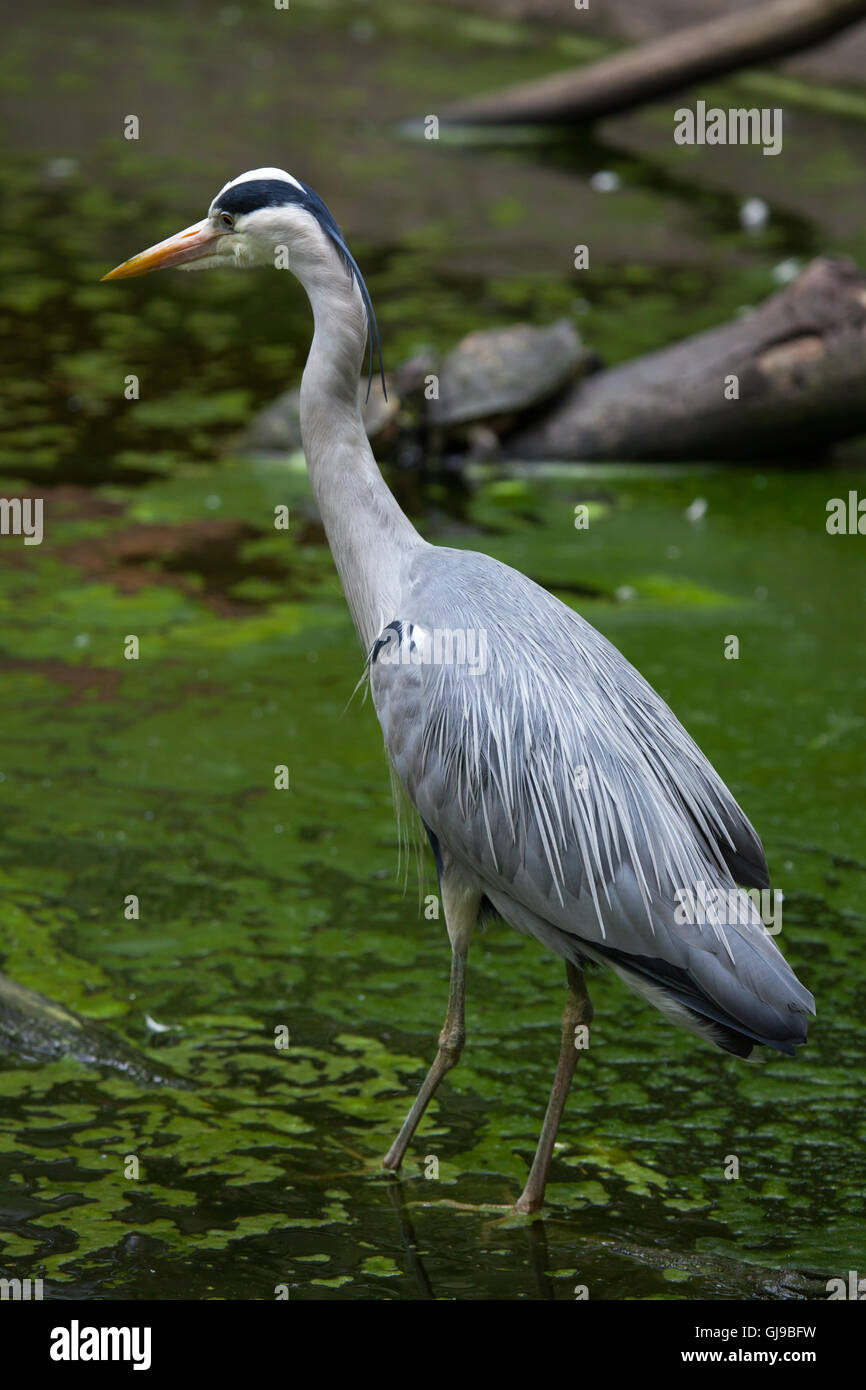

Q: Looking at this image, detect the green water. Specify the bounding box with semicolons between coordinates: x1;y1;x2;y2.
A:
0;0;864;1300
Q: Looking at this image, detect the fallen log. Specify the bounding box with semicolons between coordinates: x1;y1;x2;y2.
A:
505;257;866;462
0;971;187;1087
443;0;866;126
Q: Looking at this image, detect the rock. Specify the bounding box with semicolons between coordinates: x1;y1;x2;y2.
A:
427;318;590;430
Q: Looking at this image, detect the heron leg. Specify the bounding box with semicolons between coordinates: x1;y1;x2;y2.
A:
382;947;467;1172
514;961;592;1215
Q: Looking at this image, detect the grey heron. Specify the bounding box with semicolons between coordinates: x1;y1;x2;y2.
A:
103;168;815;1214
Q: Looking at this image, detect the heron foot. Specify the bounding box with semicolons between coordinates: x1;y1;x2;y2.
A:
381;1030;465;1173
513;961;592;1214
513;1189;545;1216
380;950;468;1174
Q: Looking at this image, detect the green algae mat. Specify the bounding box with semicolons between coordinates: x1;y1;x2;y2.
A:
0;458;863;1299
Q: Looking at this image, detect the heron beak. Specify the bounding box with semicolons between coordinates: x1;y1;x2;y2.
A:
101;219;220;280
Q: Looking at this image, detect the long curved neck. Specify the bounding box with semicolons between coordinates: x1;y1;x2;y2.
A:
297;251;424;651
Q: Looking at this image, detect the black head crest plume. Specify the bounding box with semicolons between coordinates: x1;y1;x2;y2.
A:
215;176;386;403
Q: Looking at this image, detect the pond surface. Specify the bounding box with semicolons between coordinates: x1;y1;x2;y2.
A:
0;0;864;1300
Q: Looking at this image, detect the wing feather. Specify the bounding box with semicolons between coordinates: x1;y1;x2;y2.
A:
368;546;813;1046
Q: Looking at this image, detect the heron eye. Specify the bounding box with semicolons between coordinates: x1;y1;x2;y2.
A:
219;212;234;230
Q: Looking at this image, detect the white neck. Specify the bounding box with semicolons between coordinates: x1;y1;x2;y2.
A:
296;246;424;650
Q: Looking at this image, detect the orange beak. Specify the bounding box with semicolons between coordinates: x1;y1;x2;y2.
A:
101;218;221;280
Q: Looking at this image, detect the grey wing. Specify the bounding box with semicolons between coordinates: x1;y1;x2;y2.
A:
370;546;813;1052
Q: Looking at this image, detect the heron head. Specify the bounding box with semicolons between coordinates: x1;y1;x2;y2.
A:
102;166;385;395
101;167;348;278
